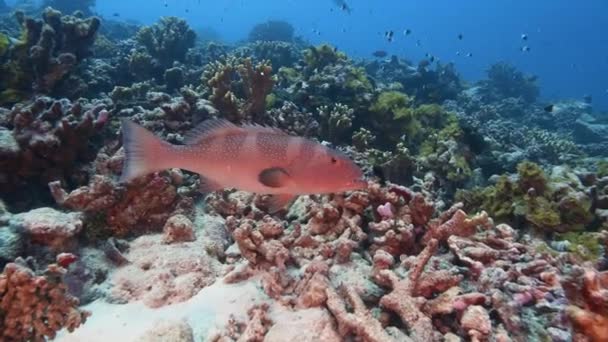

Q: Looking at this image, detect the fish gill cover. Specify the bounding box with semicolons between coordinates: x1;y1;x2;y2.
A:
0;0;607;341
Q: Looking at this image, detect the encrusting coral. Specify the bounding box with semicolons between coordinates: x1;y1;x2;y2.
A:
0;256;90;341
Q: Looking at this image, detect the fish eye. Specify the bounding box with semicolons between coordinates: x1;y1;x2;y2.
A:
331;157;337;164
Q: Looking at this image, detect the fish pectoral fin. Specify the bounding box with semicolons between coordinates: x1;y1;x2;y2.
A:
258;167;291;188
266;194;296;213
198;174;223;193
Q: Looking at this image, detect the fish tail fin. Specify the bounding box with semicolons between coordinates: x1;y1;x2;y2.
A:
120;119;173;183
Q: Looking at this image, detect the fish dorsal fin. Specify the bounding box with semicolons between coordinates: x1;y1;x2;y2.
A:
184;119;240;145
240;123;289;136
184;120;287;145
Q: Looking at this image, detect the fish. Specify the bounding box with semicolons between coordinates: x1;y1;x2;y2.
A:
385;30;394;42
457;33;463;40
372;50;388;58
521;45;530;52
521;33;528;41
404;29;411;36
120;119;367;213
544;104;554;112
332;0;351;13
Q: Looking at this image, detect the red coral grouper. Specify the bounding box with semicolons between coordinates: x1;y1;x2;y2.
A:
120;119;367;212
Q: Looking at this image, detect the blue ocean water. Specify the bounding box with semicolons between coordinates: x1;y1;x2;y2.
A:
89;0;606;111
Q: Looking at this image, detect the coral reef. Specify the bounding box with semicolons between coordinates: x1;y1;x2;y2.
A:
0;96;109;210
248;20;294;42
563;268;608;341
202;56;274;122
0;256;90;341
42;0;96;16
0;9;606;341
478;62;540;103
134;16;195;68
0;8;100;104
457;161;600;234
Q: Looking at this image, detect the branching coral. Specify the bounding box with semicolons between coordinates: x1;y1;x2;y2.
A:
479;62;540;104
326;285;397;342
50;170;193;238
317;103;354;144
202;56;275;123
0;257;90;341
135;16;195;67
0;96;109;210
0;8;100;103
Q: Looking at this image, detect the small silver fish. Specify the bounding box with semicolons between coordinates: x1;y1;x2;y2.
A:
120;119;367;212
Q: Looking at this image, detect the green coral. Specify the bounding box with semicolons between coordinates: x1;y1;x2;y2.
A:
0;32;9;57
598;160;608;178
457;161;595;232
345;66;373;93
370;91;411;114
303;44;346;70
517;161;547;194
265;92;277;109
557;232;602;261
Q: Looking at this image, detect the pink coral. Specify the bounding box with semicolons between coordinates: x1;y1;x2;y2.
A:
0;258;90;341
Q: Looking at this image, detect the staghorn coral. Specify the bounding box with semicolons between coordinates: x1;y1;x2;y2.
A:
0;8;100;103
326;284;397;342
0;257;90;341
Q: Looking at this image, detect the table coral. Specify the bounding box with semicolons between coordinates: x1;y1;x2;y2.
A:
0;257;90;341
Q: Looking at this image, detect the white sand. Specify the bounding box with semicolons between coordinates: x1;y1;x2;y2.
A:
57;278;269;342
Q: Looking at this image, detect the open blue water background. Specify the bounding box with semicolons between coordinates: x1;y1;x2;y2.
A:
12;0;608;111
